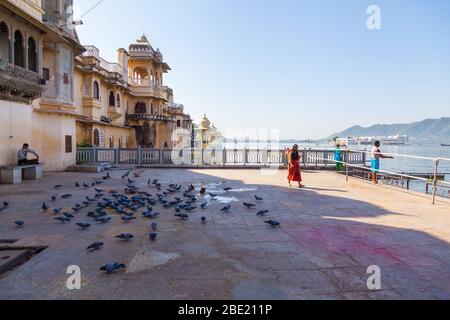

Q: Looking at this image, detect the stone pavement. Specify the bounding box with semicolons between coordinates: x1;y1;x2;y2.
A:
0;168;449;300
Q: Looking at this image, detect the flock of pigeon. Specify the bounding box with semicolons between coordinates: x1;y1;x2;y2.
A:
0;169;280;274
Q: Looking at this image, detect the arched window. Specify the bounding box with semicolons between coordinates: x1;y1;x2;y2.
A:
109;136;114;148
27;37;38;72
135;102;146;114
14;30;24;68
93;129;100;147
109;91;115;107
0;22;10;62
116;93;121;108
93;81;100;99
118;137;123;149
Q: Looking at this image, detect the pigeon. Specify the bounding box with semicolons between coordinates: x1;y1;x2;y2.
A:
87;241;104;251
121;216;137;223
201;202;208;209
223;187;232;191
175;214;189;220
255;195;264;201
53;208;62;214
14;220;25;227
149;233;157;241
50;195;57;201
76;223;91;229
55;216;71;223
243;202;256;208
54;185;63;189
86;196;96;203
61;194;72;199
42;202;49;211
103;172;111;180
100;263;126;273
116;233;134;241
257;210;269;216
83;182;90;189
3;201;9;207
264;220;280;227
201;216;207;223
151;222;157;231
121;171;130;179
63;212;75;219
75;182;80;188
96;216;111;224
94;188;104;194
221;204;231;212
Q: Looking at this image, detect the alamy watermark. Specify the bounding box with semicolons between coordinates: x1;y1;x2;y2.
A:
66;265;81;290
367;5;382;30
367;265;382;290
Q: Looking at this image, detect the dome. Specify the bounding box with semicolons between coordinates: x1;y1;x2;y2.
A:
198;114;211;130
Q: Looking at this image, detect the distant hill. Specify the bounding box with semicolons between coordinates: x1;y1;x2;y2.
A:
328;117;450;141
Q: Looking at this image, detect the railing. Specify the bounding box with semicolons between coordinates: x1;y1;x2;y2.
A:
126;114;175;121
76;147;366;168
313;149;450;205
82;45;124;76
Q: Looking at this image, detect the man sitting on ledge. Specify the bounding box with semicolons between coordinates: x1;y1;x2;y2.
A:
18;143;40;166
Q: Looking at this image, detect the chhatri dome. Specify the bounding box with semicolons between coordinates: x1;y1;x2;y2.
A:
198;114;211;130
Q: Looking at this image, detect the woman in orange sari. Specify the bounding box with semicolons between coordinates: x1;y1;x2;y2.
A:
286;144;304;188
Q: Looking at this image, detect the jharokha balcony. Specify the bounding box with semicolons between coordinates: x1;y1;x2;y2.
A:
0;58;45;104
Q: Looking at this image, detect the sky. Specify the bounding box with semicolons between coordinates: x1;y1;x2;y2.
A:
73;0;450;139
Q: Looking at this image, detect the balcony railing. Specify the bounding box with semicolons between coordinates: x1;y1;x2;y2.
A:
0;59;45;104
126;114;176;122
76;147;366;168
82;45;124;76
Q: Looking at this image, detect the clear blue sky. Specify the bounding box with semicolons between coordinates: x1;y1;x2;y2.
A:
74;0;450;139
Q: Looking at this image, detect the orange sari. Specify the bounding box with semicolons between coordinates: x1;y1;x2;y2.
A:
287;150;302;182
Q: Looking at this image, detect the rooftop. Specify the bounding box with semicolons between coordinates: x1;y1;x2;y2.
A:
0;169;449;299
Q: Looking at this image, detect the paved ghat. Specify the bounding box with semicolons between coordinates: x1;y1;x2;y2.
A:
0;169;449;300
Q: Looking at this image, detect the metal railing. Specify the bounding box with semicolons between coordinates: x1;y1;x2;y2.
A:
76;147;366;168
313;149;450;205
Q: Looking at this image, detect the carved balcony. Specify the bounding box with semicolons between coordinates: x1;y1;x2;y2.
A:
0;59;46;104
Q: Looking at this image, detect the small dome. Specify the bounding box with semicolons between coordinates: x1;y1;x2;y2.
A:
198;114;211;130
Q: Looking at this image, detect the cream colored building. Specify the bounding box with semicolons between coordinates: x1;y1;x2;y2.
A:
0;0;84;171
0;1;192;172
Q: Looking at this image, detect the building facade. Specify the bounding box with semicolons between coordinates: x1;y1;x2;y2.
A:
0;0;84;171
0;1;192;171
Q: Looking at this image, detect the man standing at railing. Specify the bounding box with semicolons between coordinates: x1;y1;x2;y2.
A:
371;140;394;184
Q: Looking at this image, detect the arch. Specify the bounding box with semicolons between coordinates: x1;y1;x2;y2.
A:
109;136;114;148
132;67;149;85
116;93;121;108
0;22;10;62
14;30;24;67
93;129;100;147
118;136;123;149
27;37;38;72
93;81;100;99
134;102;146;114
109;91;115;107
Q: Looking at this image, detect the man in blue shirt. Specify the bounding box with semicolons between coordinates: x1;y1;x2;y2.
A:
370;141;393;184
18;143;40;166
